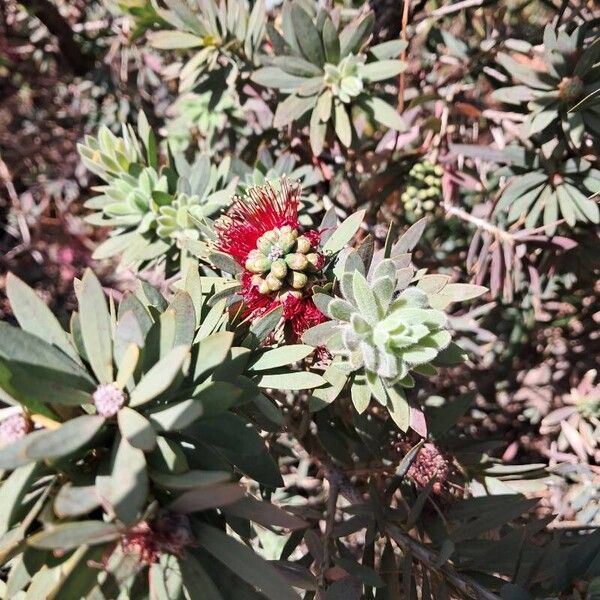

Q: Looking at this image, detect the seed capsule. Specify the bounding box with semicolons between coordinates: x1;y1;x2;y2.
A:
270;259;288;279
245;256;271;273
305;253;321;271
288;271;308;289
295;235;312;254
266;273;283;291
285;253;308;271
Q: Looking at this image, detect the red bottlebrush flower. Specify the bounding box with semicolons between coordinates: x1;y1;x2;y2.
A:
119;513;194;565
215;179;327;339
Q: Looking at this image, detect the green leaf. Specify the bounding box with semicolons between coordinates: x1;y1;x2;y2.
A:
6;274;80;364
361;60;405;82
180;553;224;600
26;415;105;460
148;398;203;431
362;97;406;131
352;271;379;324
118;406;156;451
255;371;325;390
334;101;352;146
271;56;322;77
194;523;301;600
351;374;370;414
194;332;234;380
322;17;340;64
149;30;203;49
102;436;147;525
79;269;113;384
274;94;315;128
251;67;308;90
223;496;307;529
310;105;327;156
54;484;100;518
322;209;365;255
129;345;190;407
291;4;324;67
387;386;409;431
339;12;374;56
369;39;407;60
28;521;120;550
169;483;245;513
248;345;314;371
150;469;231;490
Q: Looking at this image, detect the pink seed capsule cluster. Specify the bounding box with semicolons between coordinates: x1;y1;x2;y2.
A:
0;413;32;446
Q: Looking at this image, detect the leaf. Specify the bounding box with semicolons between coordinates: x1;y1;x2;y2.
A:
274;94;315;128
118;406;156;451
28;521;120;550
243;306;283;349
352;271;379;324
54;484;100;518
322;210;365;255
150;469;231;490
291;4;324;67
249;345;314;371
103;436;148;525
387;386;409;431
6;274;80;364
339;12;374;56
255;371;325;390
149;398;203;431
194;523;301;600
362;97;406;131
322;17;340;64
129;345;190;407
180;553;224;600
116;344;139;390
251;67;308;90
169;483;245;513
334;101;352;146
149;30;203;49
79;269;113;384
223;496;307;529
26;415;105;460
361;60;405;82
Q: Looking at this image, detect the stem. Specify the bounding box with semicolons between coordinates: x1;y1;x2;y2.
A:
316;475;340;598
397;0;411;113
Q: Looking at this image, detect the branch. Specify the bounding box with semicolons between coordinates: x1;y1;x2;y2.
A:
326;463;501;600
386;525;501;600
26;0;94;75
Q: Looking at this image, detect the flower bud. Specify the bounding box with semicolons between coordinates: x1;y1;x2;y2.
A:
266;273;283;291
423;200;436;211
295;235;312;254
279;231;298;253
287;271;308;289
270;259;288;279
285;253;308;271
245;256;271;273
305;253;322;272
93;382;126;418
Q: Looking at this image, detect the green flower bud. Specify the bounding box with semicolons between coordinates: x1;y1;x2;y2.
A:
404;200;415;210
266;273;283;291
295;235;312;254
433;165;443;177
305;253;321;272
285;253;308;271
288;271;308;290
270;259;288;279
253;275;271;295
425;175;437;186
406;186;418;195
279;231;298;253
423;200;436;211
417;189;429;200
245;256;271;273
401;192;411;203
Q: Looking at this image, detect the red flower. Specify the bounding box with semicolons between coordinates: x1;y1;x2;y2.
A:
215;179;326;339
